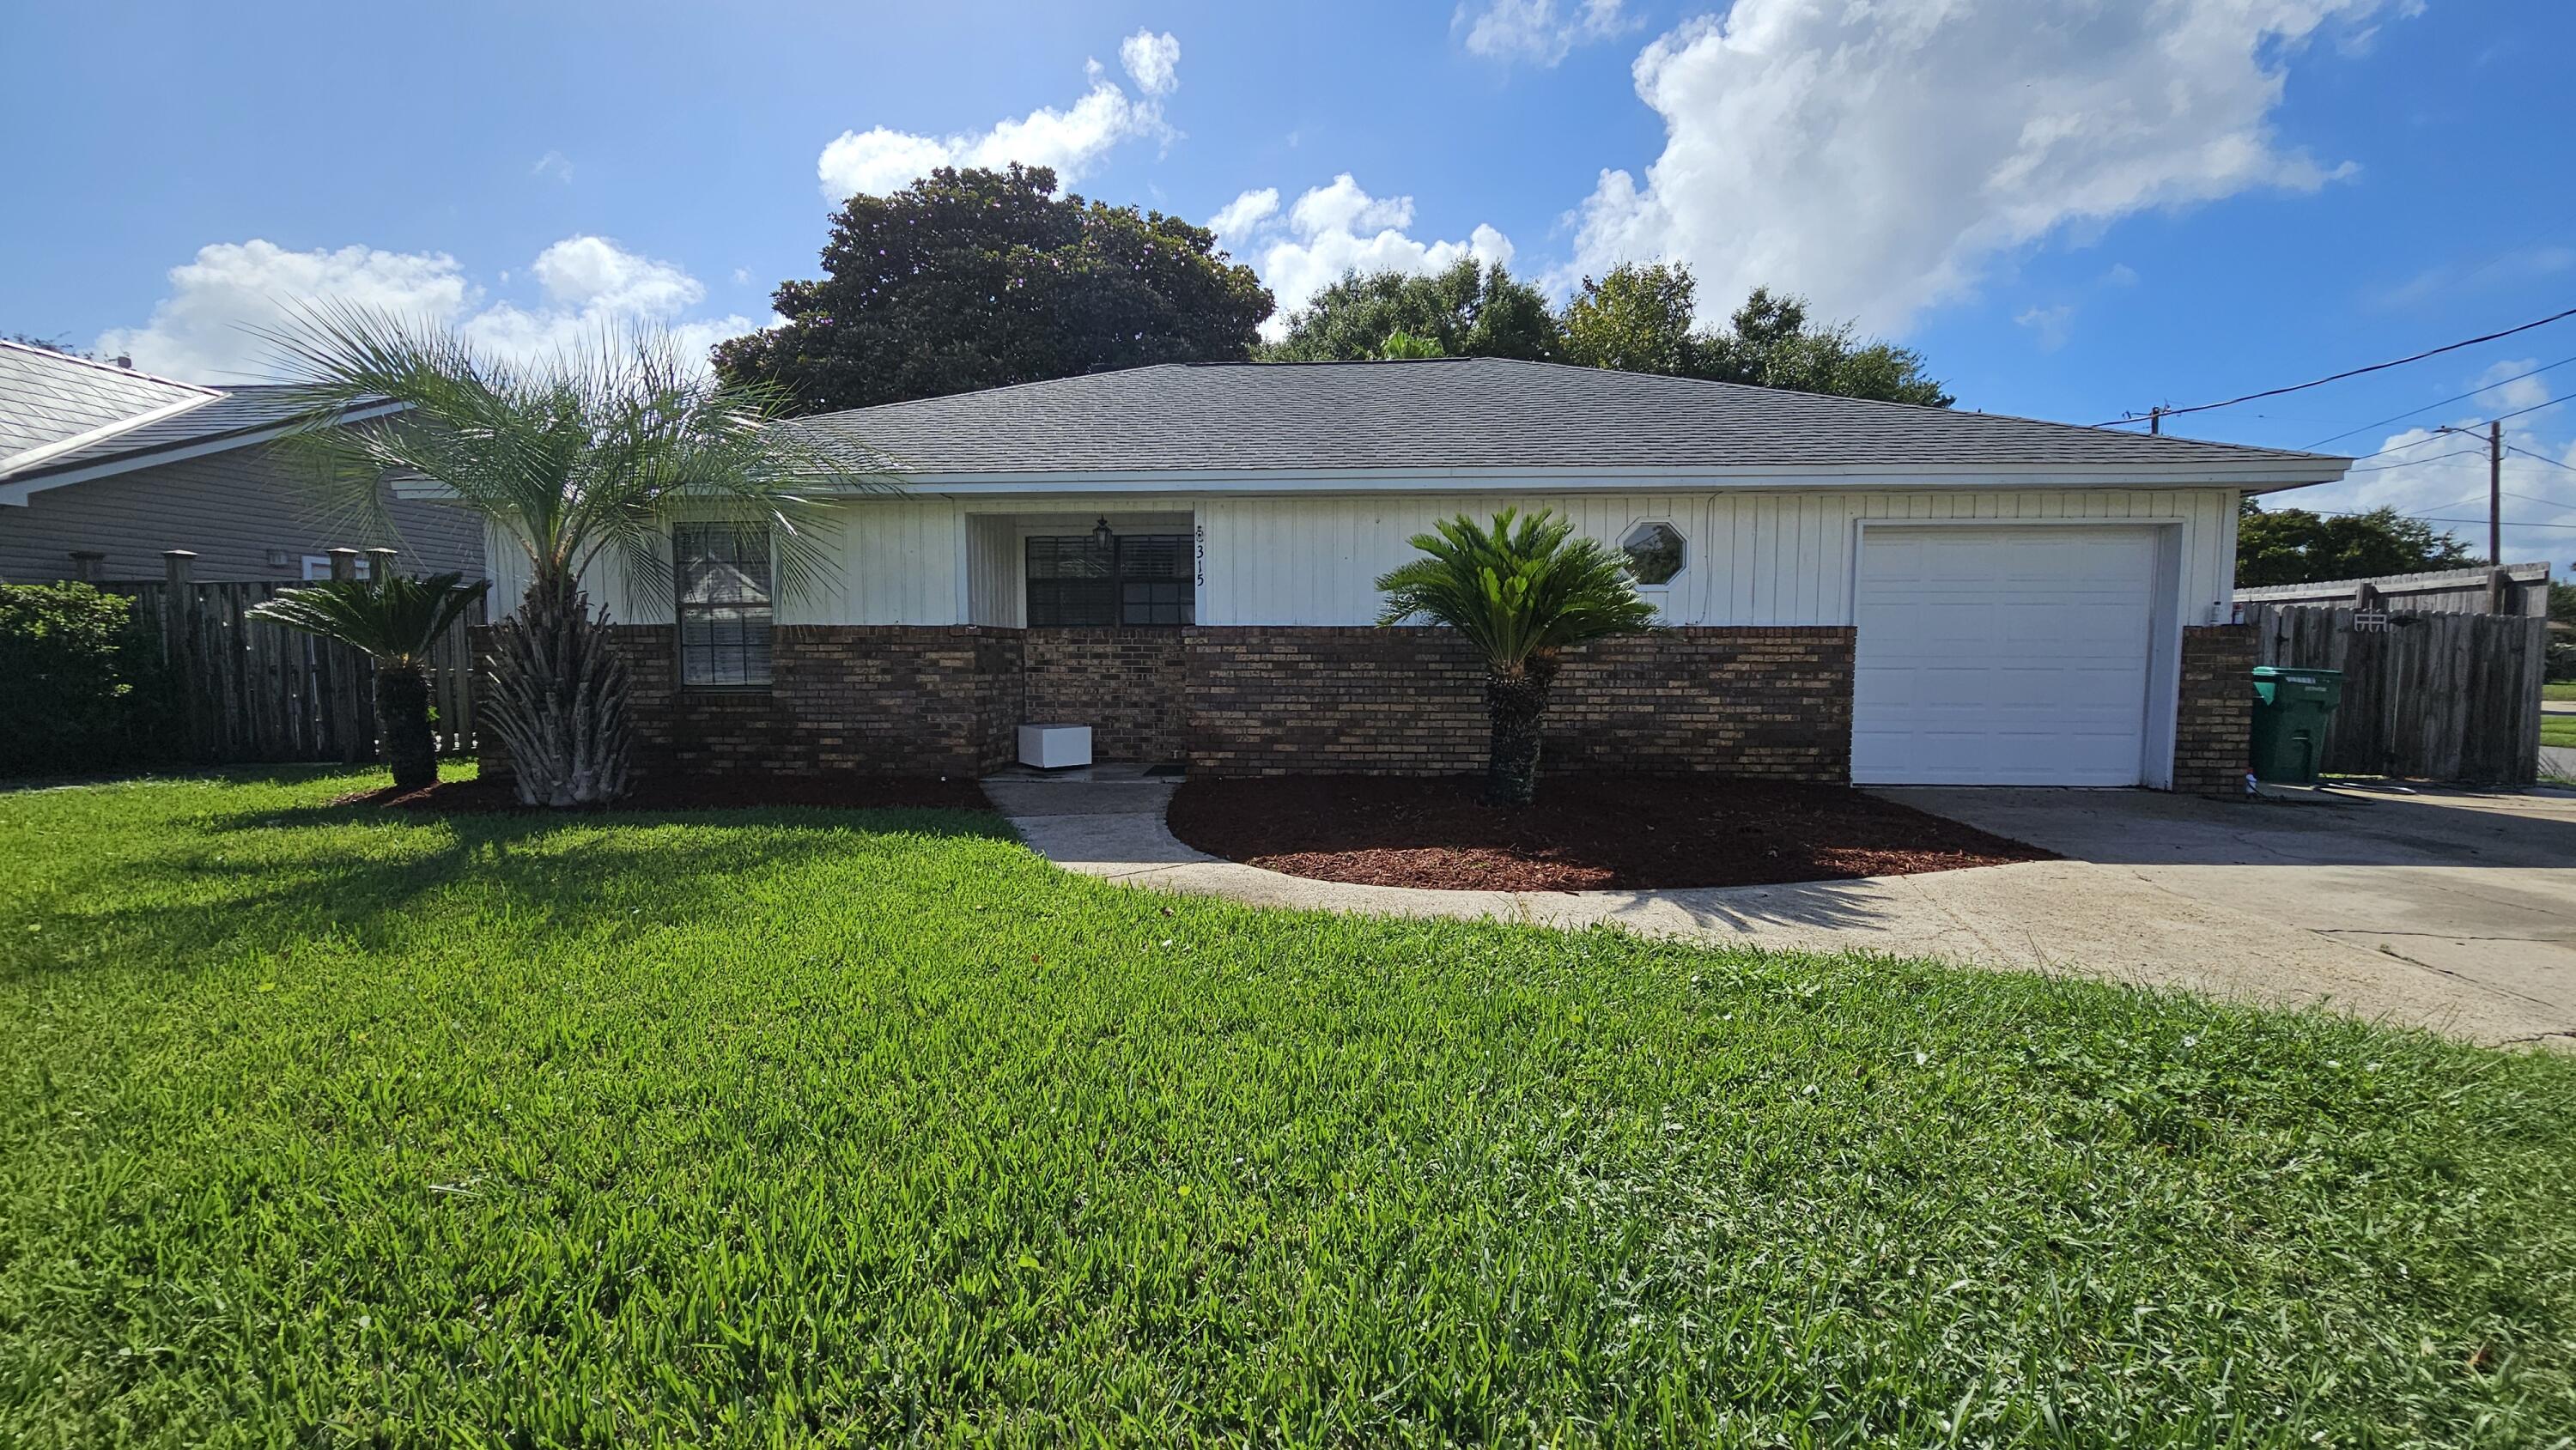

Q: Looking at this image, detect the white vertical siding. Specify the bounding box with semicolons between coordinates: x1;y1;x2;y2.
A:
1195;488;2239;628
524;486;2242;630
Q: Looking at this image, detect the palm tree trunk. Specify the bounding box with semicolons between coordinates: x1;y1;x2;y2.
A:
483;573;632;807
373;663;438;792
1483;658;1557;809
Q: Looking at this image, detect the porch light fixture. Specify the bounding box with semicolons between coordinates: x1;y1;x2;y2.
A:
1091;516;1115;550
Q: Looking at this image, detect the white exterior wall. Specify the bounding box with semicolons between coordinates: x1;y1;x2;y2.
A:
509;486;2242;631
1193;487;2240;628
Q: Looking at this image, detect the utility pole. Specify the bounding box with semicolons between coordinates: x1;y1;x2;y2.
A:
2486;419;2503;566
2437;419;2509;564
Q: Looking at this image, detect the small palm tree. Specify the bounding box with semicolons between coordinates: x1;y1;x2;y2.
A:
1376;330;1448;359
248;571;489;792
262;306;876;806
1376;509;1656;807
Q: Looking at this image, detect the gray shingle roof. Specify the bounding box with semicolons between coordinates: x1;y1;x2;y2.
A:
785;357;2348;478
0;341;215;471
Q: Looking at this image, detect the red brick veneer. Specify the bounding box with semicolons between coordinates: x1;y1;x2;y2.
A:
1181;626;1856;780
1022;628;1188;761
477;624;1025;780
2172;624;2257;797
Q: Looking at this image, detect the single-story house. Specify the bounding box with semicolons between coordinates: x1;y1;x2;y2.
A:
480;358;2351;792
0;339;481;584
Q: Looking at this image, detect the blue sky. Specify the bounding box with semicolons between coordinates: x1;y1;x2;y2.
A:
5;0;2573;561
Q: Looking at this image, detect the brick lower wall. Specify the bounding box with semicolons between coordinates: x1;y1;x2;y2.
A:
468;620;2237;794
477;624;1024;780
1182;626;1855;780
2173;624;2257;797
1022;628;1188;761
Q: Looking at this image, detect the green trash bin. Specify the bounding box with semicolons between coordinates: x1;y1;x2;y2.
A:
2249;666;2343;785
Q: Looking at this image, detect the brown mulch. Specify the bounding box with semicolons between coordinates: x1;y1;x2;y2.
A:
1165;774;2052;892
330;773;993;815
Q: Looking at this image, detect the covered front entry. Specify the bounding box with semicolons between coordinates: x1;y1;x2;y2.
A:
1851;525;2168;786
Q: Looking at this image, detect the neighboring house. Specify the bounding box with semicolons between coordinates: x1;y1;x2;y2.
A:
483;358;2351;792
0;340;481;584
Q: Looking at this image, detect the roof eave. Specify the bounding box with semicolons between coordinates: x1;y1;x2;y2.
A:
799;459;2349;496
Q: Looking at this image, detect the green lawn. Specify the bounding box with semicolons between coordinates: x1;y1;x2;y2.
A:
2543;714;2576;749
2543;682;2575;702
3;769;2573;1446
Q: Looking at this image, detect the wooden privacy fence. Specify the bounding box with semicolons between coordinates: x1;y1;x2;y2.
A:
2244;602;2547;784
120;550;483;767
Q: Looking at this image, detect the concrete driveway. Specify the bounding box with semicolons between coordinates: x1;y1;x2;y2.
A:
988;771;2576;1048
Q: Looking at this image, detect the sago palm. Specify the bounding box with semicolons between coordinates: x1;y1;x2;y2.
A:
246;571;489;792
262;305;878;806
1376;509;1656;807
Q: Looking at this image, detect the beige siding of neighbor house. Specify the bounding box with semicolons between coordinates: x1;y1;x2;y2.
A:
0;443;485;584
507;483;2244;631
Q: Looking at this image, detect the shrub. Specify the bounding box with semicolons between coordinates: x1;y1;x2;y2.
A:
0;582;179;778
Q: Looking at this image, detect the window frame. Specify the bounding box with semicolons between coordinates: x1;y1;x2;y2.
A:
1023;532;1195;628
1619;519;1687;592
672;522;776;689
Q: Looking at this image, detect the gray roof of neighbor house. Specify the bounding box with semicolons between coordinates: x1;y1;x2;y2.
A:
0;340;216;473
783;357;2350;483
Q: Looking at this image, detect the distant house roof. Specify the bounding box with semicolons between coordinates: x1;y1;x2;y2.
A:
0;345;403;505
785;357;2353;491
0;340;217;476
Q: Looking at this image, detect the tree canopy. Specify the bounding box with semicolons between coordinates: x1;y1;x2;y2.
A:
1562;264;1953;407
1261;259;1563;363
2235;499;2481;588
714;165;1274;413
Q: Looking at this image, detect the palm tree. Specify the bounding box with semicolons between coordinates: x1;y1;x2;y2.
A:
1376;509;1656;807
247;571;489;792
261;306;876;806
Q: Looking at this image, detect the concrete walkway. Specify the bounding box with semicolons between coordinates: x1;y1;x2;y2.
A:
981;767;2576;1048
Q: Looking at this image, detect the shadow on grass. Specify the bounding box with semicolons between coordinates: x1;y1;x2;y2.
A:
4;795;1018;986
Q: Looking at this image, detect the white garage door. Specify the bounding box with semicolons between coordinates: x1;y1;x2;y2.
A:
1853;526;2160;786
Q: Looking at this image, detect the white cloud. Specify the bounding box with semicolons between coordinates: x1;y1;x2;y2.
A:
1206;187;1280;242
2288;372;2576;567
95;236;757;383
1572;0;2403;335
532;149;574;185
1120;29;1181;97
816;45;1176;202
1457;0;1631;65
1208;173;1516;337
2015;304;2075;352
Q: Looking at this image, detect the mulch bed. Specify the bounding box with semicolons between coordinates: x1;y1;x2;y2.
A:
331;774;993;815
1166;774;2052;892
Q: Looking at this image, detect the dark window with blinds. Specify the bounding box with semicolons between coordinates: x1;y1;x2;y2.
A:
1026;534;1194;626
675;524;774;686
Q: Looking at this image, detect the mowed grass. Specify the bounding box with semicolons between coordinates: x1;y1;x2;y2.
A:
2542;713;2576;749
2543;682;2575;702
3;770;2573;1447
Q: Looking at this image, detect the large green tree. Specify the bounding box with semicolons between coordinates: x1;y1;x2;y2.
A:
2235;498;2481;587
1561;264;1954;407
1263;258;1564;363
714;165;1273;413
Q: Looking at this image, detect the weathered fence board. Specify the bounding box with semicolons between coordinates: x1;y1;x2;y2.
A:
118;579;483;767
2244;602;2544;784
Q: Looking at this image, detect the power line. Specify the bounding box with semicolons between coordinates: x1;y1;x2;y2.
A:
2343;448;2484;473
2505;443;2576;473
2090;303;2576;428
2303;352;2576;448
2342;394;2568;461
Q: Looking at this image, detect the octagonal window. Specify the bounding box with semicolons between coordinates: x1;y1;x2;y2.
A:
1621;521;1685;586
